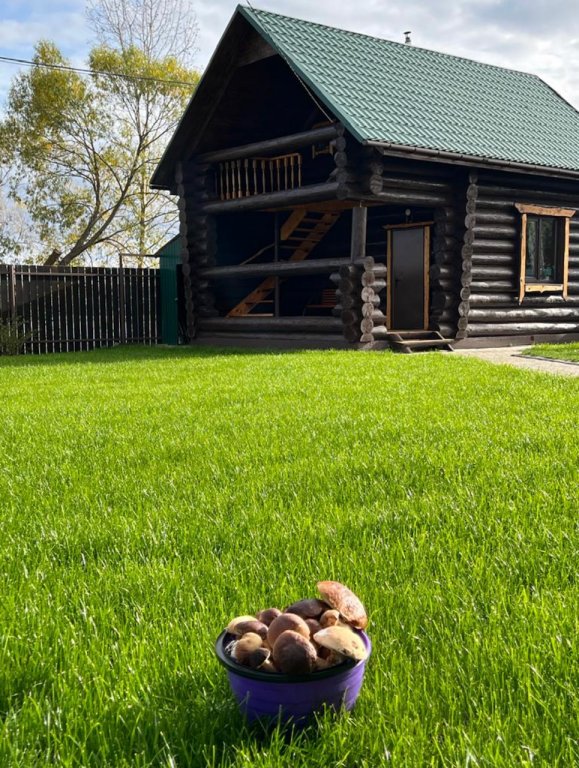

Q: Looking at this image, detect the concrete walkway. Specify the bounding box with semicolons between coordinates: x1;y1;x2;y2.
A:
452;345;579;377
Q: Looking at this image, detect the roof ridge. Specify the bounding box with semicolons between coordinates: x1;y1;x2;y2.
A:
240;4;543;83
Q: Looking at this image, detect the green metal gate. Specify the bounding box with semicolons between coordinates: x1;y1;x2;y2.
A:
157;236;181;345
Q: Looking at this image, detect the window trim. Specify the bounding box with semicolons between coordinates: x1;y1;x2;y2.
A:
515;203;575;303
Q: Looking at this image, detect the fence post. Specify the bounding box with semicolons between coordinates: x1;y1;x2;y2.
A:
118;264;127;344
8;264;16;325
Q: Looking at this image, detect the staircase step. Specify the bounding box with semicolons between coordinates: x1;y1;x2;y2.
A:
394;338;454;347
226;209;341;317
286;235;323;242
385;330;454;352
390;338;454;353
390;330;442;339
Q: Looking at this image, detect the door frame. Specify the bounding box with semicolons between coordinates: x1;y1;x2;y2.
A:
385;221;432;331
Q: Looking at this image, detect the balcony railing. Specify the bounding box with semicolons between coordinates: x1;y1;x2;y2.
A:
216;153;302;200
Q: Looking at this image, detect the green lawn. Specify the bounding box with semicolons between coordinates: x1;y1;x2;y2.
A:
523;342;579;363
0;346;578;767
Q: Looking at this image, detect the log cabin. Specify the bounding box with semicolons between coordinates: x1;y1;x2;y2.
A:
151;6;579;351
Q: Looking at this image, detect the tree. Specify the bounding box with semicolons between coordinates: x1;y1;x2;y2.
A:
0;191;40;264
87;0;198;66
0;128;39;263
1;0;199;265
86;0;200;262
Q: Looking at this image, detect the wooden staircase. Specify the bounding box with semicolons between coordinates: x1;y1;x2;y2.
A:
386;330;454;353
226;210;340;317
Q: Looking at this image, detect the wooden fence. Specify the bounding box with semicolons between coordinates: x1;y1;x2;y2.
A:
0;264;160;354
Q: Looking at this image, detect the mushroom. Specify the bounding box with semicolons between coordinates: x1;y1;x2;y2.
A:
305;618;322;637
256;607;282;626
284;598;329;620
316;581;368;630
272;630;318;675
233;635;272;670
267;613;310;647
319;609;341;628
231;632;265;665
259;658;278;673
313;651;342;671
232;619;268;641
226;615;257;634
313;626;368;662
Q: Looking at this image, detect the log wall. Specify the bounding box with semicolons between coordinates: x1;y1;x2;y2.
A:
429;198;463;339
176;161;218;340
365;156;464;338
464;170;579;338
176;143;579;346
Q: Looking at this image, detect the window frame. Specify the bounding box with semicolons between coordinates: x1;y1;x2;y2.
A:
515;202;575;303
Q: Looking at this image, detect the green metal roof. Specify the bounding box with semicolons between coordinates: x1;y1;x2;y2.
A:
240;6;579;173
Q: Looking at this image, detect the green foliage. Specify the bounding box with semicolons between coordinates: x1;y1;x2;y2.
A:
1;38;199;264
0;316;32;355
0;347;577;766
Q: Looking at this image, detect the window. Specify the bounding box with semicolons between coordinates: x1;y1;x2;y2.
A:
516;203;575;303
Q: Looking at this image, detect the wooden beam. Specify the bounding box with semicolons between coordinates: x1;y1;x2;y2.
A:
201;182;341;214
524;283;564;293
281;209;306;241
350;206;367;262
515;203;576;217
386;230;392;330
563;217;570;299
268;200;378;214
466;322;579;335
198;317;343;333
367;141;579;181
424;225;431;330
383;220;434;231
197;125;341;164
200;257;353;280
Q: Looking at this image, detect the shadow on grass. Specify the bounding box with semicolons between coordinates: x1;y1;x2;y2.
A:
90;668;331;767
171;687;333;768
0;343;311;369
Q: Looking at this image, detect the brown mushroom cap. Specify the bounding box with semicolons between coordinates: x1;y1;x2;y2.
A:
313;626;368;662
232;632;264;663
245;647;272;669
316;581;368;630
256;608;282;626
233;620;268;640
267;613;310;647
319;609;341;628
272;630;318;675
305;618;322;637
313;651;342;671
226;615;257;634
284;598;330;620
233;640;271;670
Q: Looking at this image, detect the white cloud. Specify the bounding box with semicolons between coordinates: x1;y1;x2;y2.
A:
190;0;579;107
1;0;579;112
0;5;89;109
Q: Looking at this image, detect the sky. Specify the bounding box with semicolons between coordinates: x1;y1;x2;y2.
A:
1;0;579;114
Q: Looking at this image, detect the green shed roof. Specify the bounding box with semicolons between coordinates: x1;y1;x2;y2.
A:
240;6;579;173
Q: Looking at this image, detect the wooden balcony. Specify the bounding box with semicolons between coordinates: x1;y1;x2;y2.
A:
216;153;302;200
197;123;346;213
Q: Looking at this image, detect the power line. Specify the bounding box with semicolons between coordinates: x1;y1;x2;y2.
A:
0;54;196;88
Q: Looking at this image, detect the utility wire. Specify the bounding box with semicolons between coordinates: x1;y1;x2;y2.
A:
0;54;196;87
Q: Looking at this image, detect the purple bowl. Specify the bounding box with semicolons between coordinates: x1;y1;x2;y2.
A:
215;630;371;723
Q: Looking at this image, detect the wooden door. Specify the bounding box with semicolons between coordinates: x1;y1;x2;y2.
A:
386;223;430;330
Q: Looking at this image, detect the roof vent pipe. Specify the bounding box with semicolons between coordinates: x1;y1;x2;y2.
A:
404;31;412;44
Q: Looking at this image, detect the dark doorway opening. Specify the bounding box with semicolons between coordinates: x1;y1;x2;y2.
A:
386;223;430;331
